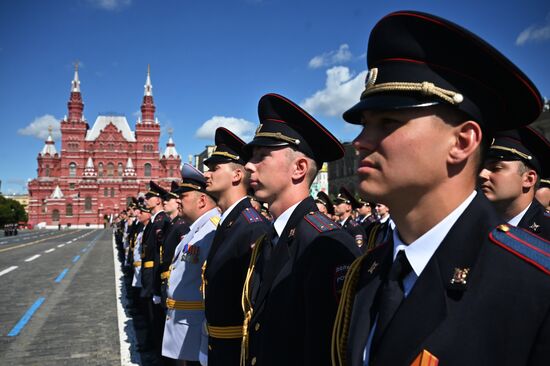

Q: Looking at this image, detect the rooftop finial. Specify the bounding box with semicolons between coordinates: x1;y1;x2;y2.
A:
144;64;153;96
72;60;81;92
167;127;173;138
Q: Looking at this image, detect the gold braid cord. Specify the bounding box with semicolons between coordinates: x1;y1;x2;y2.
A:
361;81;464;105
240;234;266;366
366;223;380;252
331;254;370;366
200;260;208;300
490;145;532;161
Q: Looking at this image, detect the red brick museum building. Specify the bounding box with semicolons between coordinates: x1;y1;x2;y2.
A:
27;66;181;228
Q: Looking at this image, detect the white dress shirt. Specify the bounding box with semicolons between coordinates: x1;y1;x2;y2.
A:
508;203;531;227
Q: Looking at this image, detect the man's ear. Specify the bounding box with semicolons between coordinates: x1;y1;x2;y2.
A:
291;156;309;182
448;120;482;165
522;169;538;190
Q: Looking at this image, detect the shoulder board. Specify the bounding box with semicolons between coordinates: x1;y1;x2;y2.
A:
489;224;550;275
241;207;263;224
304;211;339;233
210;216;221;227
544;211;550;218
348;220;358;227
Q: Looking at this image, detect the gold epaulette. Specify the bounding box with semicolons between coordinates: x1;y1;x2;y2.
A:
210;216;221;227
143;261;154;268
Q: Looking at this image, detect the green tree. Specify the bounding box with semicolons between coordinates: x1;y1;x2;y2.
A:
0;195;28;227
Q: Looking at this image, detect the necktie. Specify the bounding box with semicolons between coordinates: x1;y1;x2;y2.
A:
371;250;412;354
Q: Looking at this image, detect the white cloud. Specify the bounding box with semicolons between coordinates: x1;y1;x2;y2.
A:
308;44;353;69
195;116;256;141
18;115;61;140
87;0;131;11
301;66;367;117
516;14;550;45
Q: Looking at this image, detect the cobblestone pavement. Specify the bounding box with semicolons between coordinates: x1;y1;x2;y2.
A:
0;229;122;365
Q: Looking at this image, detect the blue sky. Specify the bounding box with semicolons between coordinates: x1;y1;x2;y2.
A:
1;0;549;194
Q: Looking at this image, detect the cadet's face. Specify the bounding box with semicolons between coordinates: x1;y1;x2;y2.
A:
376;203;389;216
163;198;179;215
316;202;328;214
334;202;350;216
204;163;234;194
479;160;528;203
138;211;151;224
353;109;453;204
245;146;293;204
535;187;550;210
179;191;200;222
358;205;371;215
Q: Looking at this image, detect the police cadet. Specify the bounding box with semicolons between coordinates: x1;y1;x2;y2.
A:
133;200;155;353
479;126;550;238
141;181;171;358
241;93;360;366
202;127;269;366
355;198;376;228
315;191;335;217
156;182;191;308
162;163;220;366
332;11;550;366
334;187;367;249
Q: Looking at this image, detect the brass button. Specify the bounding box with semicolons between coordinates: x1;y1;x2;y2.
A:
254;323;260;331
251;357;257;365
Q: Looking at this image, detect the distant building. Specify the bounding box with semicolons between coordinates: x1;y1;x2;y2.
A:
192;145;215;172
310;163;329;197
327;142;360;197
5;194;29;213
27;65;181;228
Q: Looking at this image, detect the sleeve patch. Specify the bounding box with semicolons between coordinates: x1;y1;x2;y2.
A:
242;207;263;223
305;212;339;233
489;224;550;275
334;264;350;296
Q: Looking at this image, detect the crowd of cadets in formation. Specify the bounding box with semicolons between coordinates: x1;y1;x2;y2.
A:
112;10;550;366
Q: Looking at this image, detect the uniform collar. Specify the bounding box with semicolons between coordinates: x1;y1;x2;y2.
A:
190;207;219;232
273;201;301;238
219;196;247;225
392;190;477;277
508;202;532;227
151;209;164;221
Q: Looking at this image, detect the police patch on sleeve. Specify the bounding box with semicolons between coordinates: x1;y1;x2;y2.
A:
334;264;350;298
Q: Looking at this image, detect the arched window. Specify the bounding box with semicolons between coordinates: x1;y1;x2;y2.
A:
169;167;174;177
107;163;114;177
69;162;77;177
66;204;73;217
98;163;104;177
110;188;115;197
104;188;109;197
45;165;50;177
84;197;92;211
118;163;123;176
52;209;60;222
144;163;152;177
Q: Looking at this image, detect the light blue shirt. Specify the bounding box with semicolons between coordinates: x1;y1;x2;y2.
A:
363;191;477;365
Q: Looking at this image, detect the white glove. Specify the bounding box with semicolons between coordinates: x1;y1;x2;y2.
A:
152;295;161;304
199;351;208;366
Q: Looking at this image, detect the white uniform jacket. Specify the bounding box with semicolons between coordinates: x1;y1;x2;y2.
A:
162;208;220;360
